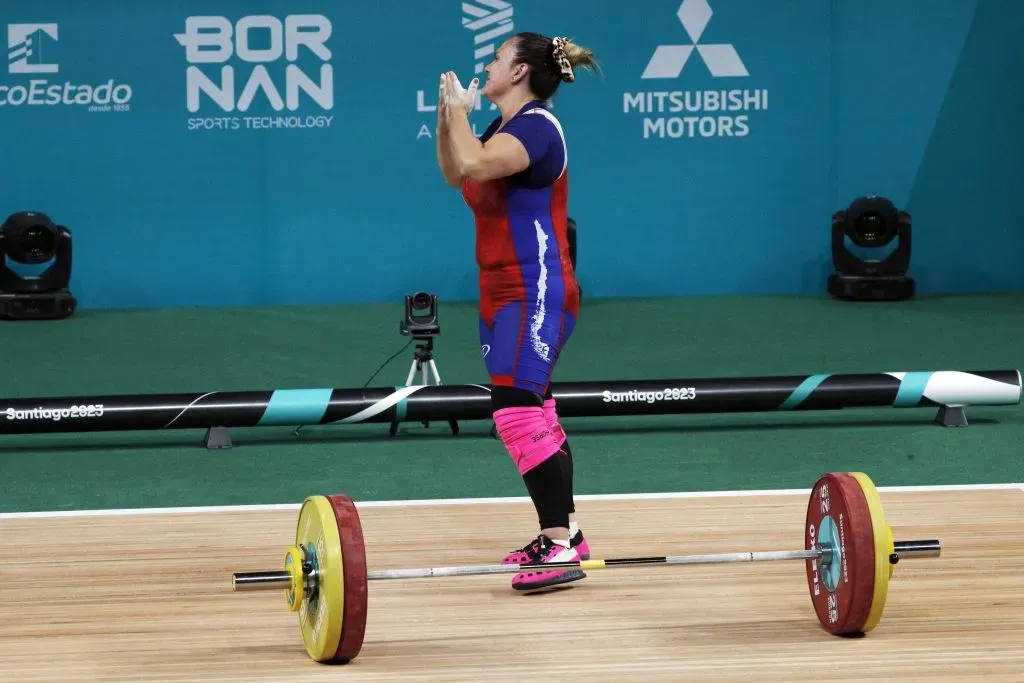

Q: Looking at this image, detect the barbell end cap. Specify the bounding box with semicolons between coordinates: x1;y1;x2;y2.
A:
231;570;293;591
892;539;942;559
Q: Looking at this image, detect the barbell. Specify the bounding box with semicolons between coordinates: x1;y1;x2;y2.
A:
231;471;941;663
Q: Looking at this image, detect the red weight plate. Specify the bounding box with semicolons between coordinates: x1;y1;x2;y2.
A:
326;494;369;663
829;473;878;634
804;472;877;635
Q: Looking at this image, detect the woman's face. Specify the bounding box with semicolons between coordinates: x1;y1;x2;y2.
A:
481;38;524;100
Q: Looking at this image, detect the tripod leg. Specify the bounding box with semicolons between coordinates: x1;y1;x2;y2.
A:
427;359;443;385
426;359;459;435
418;360;431;428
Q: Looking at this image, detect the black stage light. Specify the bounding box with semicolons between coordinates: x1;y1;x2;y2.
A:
0;211;77;320
828;196;914;301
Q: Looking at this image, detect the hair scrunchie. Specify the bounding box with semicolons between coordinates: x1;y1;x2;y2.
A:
551;37;575;82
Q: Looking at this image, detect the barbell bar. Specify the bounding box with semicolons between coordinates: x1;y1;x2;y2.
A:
233;539;938;588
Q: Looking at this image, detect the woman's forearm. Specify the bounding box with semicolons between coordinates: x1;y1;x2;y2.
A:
447;108;484;177
436;130;462;187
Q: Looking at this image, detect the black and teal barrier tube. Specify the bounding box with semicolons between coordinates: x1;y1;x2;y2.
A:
0;370;1019;439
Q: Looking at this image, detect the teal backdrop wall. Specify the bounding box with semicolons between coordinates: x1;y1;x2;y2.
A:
3;0;1021;309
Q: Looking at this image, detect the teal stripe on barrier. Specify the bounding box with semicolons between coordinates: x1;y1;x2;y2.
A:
893;372;933;407
394;386;407;422
776;374;830;410
258;389;333;425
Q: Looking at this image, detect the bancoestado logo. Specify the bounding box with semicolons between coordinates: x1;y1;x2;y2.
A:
5;405;105;421
174;14;335;132
2;23;132;112
602;387;696;403
625;0;767;139
415;0;512;140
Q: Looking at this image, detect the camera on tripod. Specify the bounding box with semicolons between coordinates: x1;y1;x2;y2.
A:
400;291;440;339
393;290;458;437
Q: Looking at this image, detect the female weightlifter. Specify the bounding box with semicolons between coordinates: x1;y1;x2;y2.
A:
435;32;599;591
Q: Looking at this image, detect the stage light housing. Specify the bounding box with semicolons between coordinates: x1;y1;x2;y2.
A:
828;196;914;301
0;211;77;320
400;291;440;339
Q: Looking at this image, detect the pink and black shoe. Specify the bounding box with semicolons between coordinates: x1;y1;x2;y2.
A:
510;534;587;592
502;529;591;564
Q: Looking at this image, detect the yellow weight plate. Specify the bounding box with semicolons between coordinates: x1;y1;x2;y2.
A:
849;472;894;632
294;496;345;662
283;546;304;612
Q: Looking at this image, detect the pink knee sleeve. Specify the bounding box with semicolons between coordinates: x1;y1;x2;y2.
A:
542;398;566;443
493;406;562;475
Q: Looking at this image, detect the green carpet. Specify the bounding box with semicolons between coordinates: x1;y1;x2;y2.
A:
1;293;1021;513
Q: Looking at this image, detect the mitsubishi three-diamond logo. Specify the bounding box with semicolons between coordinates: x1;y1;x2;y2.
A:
8;23;59;74
623;0;766;139
642;0;747;79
